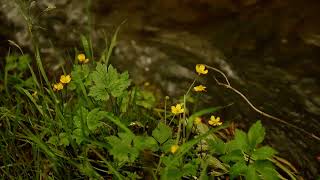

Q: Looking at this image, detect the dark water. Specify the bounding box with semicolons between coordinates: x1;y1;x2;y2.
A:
1;0;320;178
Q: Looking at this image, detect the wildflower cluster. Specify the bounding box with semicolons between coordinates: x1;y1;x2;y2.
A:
53;74;71;91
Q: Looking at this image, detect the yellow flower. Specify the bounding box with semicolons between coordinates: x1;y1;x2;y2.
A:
53;82;64;91
196;64;208;75
170;145;179;154
171;104;184;115
208;115;222;126
193;85;206;92
194;117;202;124
77;53;89;64
60;75;71;84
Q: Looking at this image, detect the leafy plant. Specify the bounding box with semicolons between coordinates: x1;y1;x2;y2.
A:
209;121;279;179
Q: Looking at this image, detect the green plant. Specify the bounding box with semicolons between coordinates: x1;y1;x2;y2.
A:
208;121;279;179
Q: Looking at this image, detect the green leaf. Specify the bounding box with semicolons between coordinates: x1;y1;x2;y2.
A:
182;159;200;176
81;35;91;58
254;160;279;180
234;129;249;152
74;107;107;132
161;139;175;153
229;161;248;179
86;109;108;131
59;132;70;147
89;63;131;101
134;136;159;151
17;55;31;71
135;90;156;109
161;167;183;180
72;129;88;144
69;65;90;89
207;138;226;155
220;150;244;163
252;146;277;160
47;136;59;145
248;121;265;149
106;132;139;163
245;165;259;180
152;122;172;144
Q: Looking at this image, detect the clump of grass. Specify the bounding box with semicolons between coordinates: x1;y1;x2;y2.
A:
0;1;300;179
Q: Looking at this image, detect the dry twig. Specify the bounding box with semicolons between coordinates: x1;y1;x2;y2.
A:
205;65;320;141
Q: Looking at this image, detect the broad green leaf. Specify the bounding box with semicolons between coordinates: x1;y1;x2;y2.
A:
86;109;108;131
47;136;59;145
207;138;226;155
234;129;249;152
89;63;131;101
245;165;259;180
69;65;90;90
134;136;159;151
161;139;175;153
161;167;183;180
135;90;156;109
59;132;70;147
248;121;265;149
72;129;88;144
106;132;138;163
17;55;31;71
254;160;279;180
229;161;248;179
252;146;277;160
74;107;107;132
152;122;172;144
220;150;244;163
182;159;200;176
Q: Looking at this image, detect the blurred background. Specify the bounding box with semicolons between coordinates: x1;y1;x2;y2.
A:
1;0;320;178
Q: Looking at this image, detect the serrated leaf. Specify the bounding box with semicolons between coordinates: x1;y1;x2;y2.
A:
47;136;59;145
87;109;108;131
59;132;70;147
229;161;248;179
152;122;172;144
106;132;139;163
252;146;277;160
89;63;131;101
72;129;88;144
69;65;90;89
182;160;199;176
254;160;279;180
161;139;175;153
248;121;265;149
74;107;107;132
162;167;183;180
207;138;226;155
134;136;159;151
220;150;244;163
135;90;156;109
246;165;259;180
234;129;249;152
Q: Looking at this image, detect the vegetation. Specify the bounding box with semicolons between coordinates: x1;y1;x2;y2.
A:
0;1;300;179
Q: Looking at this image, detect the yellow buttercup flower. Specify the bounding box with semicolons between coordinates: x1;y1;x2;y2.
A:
196;64;208;75
170;145;179;154
194;117;202;124
171;104;184;115
53;82;64;91
60;75;71;84
77;53;89;64
193;85;206;92
208;115;222;126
